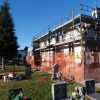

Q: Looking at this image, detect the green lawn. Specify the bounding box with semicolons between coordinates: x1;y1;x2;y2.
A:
0;64;25;71
0;72;53;100
0;65;100;100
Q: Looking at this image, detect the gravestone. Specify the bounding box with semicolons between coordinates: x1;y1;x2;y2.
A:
25;65;31;77
8;88;22;100
52;64;60;80
83;79;95;95
83;79;100;100
52;81;67;100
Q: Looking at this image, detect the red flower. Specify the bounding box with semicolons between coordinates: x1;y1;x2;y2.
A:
74;89;78;93
24;96;28;100
69;89;72;92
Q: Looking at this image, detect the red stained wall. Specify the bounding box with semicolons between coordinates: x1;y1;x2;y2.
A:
26;56;35;67
26;52;100;82
84;52;100;81
26;52;83;82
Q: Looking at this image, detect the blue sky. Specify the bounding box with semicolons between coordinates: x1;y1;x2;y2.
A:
0;0;100;50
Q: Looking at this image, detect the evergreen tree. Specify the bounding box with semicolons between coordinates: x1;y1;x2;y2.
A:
0;0;19;70
24;46;28;51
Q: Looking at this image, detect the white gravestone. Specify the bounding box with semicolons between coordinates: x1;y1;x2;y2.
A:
52;64;60;80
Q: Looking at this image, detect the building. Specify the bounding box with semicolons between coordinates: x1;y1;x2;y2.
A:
26;4;100;82
26;47;34;66
27;47;33;56
14;50;27;63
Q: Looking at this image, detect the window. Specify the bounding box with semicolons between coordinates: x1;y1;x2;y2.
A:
18;54;22;58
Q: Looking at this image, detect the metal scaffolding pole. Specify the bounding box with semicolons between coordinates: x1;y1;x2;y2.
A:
54;21;57;64
61;16;64;70
72;9;75;52
80;4;85;81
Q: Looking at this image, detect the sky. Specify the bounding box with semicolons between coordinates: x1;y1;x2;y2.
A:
0;0;100;50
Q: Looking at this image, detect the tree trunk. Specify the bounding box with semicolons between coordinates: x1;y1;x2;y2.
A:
2;56;5;70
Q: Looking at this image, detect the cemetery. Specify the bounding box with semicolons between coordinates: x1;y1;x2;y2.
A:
0;64;100;100
25;4;100;99
26;4;100;83
0;3;100;100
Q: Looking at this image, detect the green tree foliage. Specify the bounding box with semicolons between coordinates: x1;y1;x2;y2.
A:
0;0;19;70
24;46;28;51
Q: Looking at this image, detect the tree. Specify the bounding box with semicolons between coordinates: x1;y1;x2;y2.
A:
0;0;19;70
24;46;28;51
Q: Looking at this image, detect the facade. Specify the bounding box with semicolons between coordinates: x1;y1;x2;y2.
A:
14;50;27;62
26;47;34;66
26;4;100;82
27;47;33;56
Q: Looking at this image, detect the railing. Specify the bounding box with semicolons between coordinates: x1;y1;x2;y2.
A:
32;4;93;41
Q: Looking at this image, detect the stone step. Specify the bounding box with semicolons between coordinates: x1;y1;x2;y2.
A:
87;93;100;100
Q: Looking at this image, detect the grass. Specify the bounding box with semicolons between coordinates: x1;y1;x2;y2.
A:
0;64;25;71
0;65;100;100
0;72;52;100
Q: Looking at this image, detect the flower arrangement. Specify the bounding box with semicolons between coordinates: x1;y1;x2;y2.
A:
10;91;29;100
68;86;84;100
56;71;62;81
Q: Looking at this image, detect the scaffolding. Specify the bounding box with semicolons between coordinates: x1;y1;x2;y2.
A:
33;4;94;41
30;4;100;81
32;4;100;51
32;4;100;60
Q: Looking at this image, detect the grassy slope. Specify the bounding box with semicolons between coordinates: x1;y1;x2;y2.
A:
0;72;52;100
0;65;99;100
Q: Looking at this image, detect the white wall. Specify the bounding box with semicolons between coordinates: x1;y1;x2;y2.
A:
27;47;33;56
40;42;45;47
74;46;81;53
64;29;81;41
45;40;49;46
50;37;56;45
